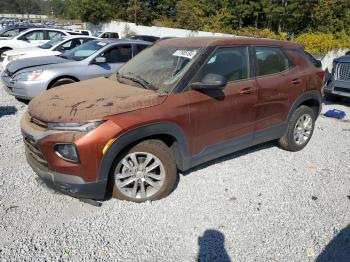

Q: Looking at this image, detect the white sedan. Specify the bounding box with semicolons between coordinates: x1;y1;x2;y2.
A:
1;35;98;68
0;28;74;58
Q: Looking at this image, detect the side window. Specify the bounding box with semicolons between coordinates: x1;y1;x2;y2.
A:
255;47;291;76
135;44;149;55
198;46;249;82
22;30;44;40
101;45;132;63
48;31;65;40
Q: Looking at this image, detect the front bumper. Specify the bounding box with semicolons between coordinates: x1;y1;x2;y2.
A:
26;148;107;200
1;75;47;100
325;79;350;98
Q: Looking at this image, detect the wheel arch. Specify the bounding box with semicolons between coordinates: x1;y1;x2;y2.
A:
98;122;191;185
47;75;80;89
288;90;322;120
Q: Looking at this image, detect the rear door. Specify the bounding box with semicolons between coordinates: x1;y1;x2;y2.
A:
189;46;258;155
253;46;304;131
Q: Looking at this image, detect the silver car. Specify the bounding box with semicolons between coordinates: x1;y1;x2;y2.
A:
1;39;151;101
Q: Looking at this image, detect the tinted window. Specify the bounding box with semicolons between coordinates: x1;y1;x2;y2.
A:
135;44;149;55
22;30;44;40
255;47;291;76
198;47;249;81
101;45;132;63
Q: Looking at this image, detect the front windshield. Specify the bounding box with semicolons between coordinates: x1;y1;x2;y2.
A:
40;36;65;49
60;40;106;61
118;45;202;93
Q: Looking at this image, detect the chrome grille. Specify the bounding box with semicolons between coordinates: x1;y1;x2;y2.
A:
336;62;350;81
23;135;48;167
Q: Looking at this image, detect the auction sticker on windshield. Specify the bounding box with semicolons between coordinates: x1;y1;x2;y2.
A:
173;50;198;59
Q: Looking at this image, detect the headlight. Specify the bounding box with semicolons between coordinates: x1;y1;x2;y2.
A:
47;120;105;132
8;54;24;62
13;70;43;81
55;143;79;163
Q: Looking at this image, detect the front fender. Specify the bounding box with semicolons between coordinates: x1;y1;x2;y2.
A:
98;122;191;183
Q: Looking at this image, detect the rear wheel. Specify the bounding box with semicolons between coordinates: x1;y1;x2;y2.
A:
49;78;76;89
279;105;315;151
112;140;177;202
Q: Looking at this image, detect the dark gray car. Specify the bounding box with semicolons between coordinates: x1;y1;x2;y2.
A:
1;39;151;101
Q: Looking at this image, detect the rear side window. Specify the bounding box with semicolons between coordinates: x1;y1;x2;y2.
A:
255;47;291;76
101;44;132;63
48;31;66;40
198;46;249;82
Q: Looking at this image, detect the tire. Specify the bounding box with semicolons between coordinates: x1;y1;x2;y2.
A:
111;140;177;202
49;78;76;89
278;105;315;152
0;47;11;57
324;92;341;102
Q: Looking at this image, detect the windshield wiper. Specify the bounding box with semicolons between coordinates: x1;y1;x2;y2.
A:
120;72;156;90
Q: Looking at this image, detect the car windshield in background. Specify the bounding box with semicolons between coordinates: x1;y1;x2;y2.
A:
60;40;106;61
40;36;65;49
93;31;103;37
118;45;202;93
0;28;23;38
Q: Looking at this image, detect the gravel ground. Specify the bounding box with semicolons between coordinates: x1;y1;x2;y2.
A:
0;82;349;262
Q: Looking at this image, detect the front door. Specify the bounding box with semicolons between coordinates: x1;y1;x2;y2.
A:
189;46;258;155
86;44;133;79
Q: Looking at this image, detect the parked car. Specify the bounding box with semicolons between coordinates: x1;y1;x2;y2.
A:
0;28;75;57
1;39;151;101
1;35;98;68
93;31;119;39
19;37;324;203
324;53;350;101
129;35;159;42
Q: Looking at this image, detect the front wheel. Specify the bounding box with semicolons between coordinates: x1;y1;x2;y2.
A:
49;78;76;89
112;140;177;202
279;105;315;151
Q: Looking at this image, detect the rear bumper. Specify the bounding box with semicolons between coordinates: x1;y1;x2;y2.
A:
325;79;350;98
26;149;108;200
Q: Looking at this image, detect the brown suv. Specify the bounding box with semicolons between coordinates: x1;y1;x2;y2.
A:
21;37;324;202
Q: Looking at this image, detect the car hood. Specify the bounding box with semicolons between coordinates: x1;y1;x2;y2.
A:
334;55;350;63
4;47;42;56
28;77;166;123
6;55;68;74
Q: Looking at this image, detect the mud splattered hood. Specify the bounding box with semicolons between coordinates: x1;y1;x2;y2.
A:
28;77;166;123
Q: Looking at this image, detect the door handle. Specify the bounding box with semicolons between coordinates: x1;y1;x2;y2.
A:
291;78;301;85
239;87;256;95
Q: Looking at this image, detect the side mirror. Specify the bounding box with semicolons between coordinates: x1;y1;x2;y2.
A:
18;36;29;42
190;73;227;91
315;60;322;68
94;56;107;64
345;51;350;56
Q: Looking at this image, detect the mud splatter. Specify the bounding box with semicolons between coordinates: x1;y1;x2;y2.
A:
96;98;105;102
85;104;94;109
103;102;114;107
50;95;63;101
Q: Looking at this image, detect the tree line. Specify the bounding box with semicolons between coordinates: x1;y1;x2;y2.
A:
1;0;350;36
